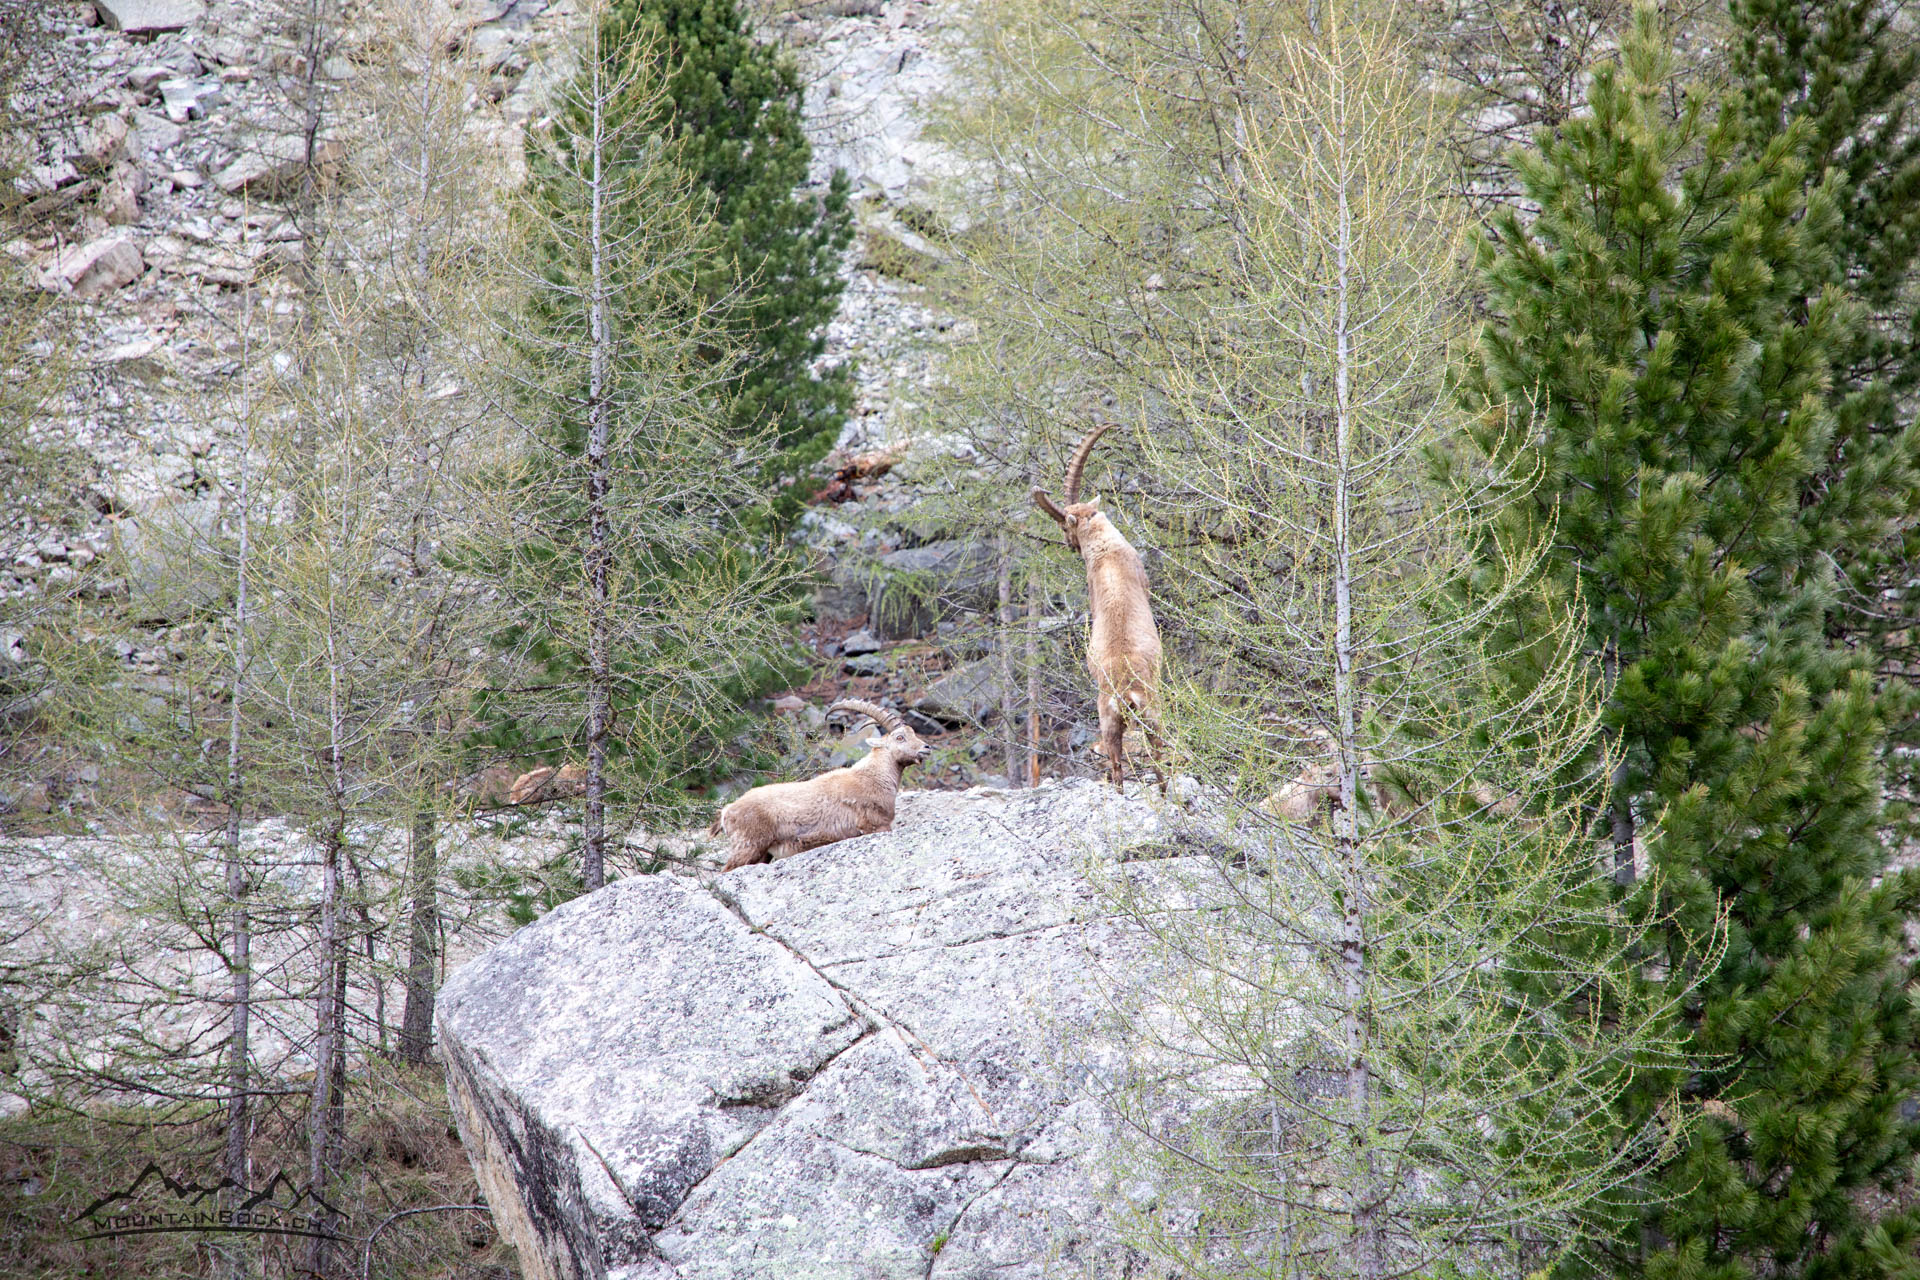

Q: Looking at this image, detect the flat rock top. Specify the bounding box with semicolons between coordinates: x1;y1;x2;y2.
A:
437;779;1213;1280
94;0;206;33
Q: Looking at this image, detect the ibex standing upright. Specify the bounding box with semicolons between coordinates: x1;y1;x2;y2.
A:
1033;423;1165;791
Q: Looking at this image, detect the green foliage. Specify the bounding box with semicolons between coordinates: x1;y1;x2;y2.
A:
1459;8;1920;1275
471;20;805;852
935;2;1705;1272
454;842;585;929
1727;0;1920;842
608;0;854;521
1732;0;1920;392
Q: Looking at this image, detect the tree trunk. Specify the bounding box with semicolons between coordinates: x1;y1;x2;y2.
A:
997;531;1020;786
1605;642;1637;885
345;852;384;1056
398;806;438;1064
1026;574;1042;787
1224;6;1253;277
307;626;350;1280
281;0;333;502
306;813;345;1280
581;25;613;893
1329;136;1383;1280
218;383;255;1280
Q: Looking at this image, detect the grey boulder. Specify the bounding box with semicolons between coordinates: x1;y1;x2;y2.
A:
437;779;1211;1280
116;497;227;621
818;541;999;639
911;657;1010;725
94;0;205;33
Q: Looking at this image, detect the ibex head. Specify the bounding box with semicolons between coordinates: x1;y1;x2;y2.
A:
1032;422;1116;552
829;699;930;770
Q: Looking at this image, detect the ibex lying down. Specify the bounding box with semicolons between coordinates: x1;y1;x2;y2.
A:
1033;423;1165;790
714;699;930;871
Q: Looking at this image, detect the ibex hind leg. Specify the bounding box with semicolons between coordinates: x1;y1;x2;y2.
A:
1142;721;1170;796
722;842;768;872
1099;701;1128;790
1124;686;1169;796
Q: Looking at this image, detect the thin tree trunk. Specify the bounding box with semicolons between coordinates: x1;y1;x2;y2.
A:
1026;574;1042;787
282;0;332;508
362;911;384;1057
290;0;331;300
307;816;345;1280
398;12;451;1050
581;25;613;893
398;806;438;1064
997;531;1020;786
217;343;256;1280
307;628;349;1280
329;936;348;1110
1329;123;1382;1280
1609;763;1636;885
1605;642;1636;885
344;852;383;1056
1225;5;1253;278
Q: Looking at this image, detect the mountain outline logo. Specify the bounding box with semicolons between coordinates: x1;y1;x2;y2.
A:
73;1161;349;1242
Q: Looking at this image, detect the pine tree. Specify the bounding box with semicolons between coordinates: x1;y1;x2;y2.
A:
1727;0;1920;841
475;9;800;891
609;0;854;515
1459;8;1920;1276
1732;0;1920;398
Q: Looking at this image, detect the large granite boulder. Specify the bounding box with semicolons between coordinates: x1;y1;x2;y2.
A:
93;0;205;33
436;779;1218;1280
115;496;227;621
814;540;999;639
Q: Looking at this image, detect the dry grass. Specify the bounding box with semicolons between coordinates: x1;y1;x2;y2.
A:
0;1060;518;1280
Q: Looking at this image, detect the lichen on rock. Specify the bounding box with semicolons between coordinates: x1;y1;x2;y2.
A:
435;778;1215;1280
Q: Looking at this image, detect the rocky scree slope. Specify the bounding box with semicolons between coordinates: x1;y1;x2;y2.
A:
4;0;1029;813
435;779;1231;1280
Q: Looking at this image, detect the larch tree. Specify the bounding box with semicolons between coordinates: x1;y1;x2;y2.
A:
16;16;517;1277
1460;7;1920;1276
939;1;1701;1274
328;0;513;1067
1409;0;1728;205
921;0;1291;785
0;0;93;814
27;265;292;1280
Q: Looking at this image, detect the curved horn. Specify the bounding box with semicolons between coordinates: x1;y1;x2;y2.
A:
1063;422;1117;505
828;698;903;734
1031;487;1067;525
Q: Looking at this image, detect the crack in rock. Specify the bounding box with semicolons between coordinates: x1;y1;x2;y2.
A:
818;916;1088;967
926;1160;1023;1280
705;874;999;1121
576;1126;637;1214
658;1027;878;1232
908;1143;1016;1171
709;1016;869;1111
814;1130;1027;1172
